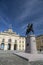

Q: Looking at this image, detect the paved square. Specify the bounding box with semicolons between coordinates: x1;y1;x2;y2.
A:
0;51;28;65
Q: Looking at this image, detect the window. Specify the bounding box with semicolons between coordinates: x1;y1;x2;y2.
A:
19;37;21;39
19;44;21;47
2;39;5;42
8;44;11;50
19;47;21;50
22;48;24;50
14;44;17;50
15;40;17;43
22;45;24;47
22;41;24;43
1;43;4;49
42;39;43;42
8;39;11;43
19;41;21;43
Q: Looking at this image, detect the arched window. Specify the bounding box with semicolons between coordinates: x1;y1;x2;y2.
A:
8;44;11;50
1;43;4;50
8;39;11;43
8;39;11;50
15;40;17;43
2;39;5;42
14;44;17;50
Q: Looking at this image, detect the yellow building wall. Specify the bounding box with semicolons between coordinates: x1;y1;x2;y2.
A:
36;35;43;51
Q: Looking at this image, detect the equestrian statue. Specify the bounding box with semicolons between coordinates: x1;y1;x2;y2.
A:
26;23;34;35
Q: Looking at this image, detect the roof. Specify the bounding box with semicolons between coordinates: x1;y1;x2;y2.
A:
36;35;43;38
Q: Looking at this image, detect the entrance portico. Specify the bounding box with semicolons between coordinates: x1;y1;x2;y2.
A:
0;28;25;51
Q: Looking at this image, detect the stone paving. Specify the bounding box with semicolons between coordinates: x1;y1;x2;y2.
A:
0;51;43;65
13;51;43;62
0;51;28;65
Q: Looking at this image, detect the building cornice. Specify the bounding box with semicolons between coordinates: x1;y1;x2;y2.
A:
0;32;25;38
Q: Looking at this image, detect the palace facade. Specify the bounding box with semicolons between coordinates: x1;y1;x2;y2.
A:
36;35;43;51
0;27;43;52
0;28;26;51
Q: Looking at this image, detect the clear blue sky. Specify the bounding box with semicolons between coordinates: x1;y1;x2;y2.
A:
0;0;43;36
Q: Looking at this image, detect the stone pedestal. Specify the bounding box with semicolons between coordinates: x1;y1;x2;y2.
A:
26;35;37;54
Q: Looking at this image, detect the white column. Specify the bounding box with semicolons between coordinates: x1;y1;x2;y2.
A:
4;38;8;50
24;40;26;51
17;44;19;50
4;44;8;50
0;42;2;49
0;39;2;49
11;44;14;50
17;40;19;50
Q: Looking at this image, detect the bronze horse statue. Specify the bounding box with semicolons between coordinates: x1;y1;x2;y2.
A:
26;24;34;35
